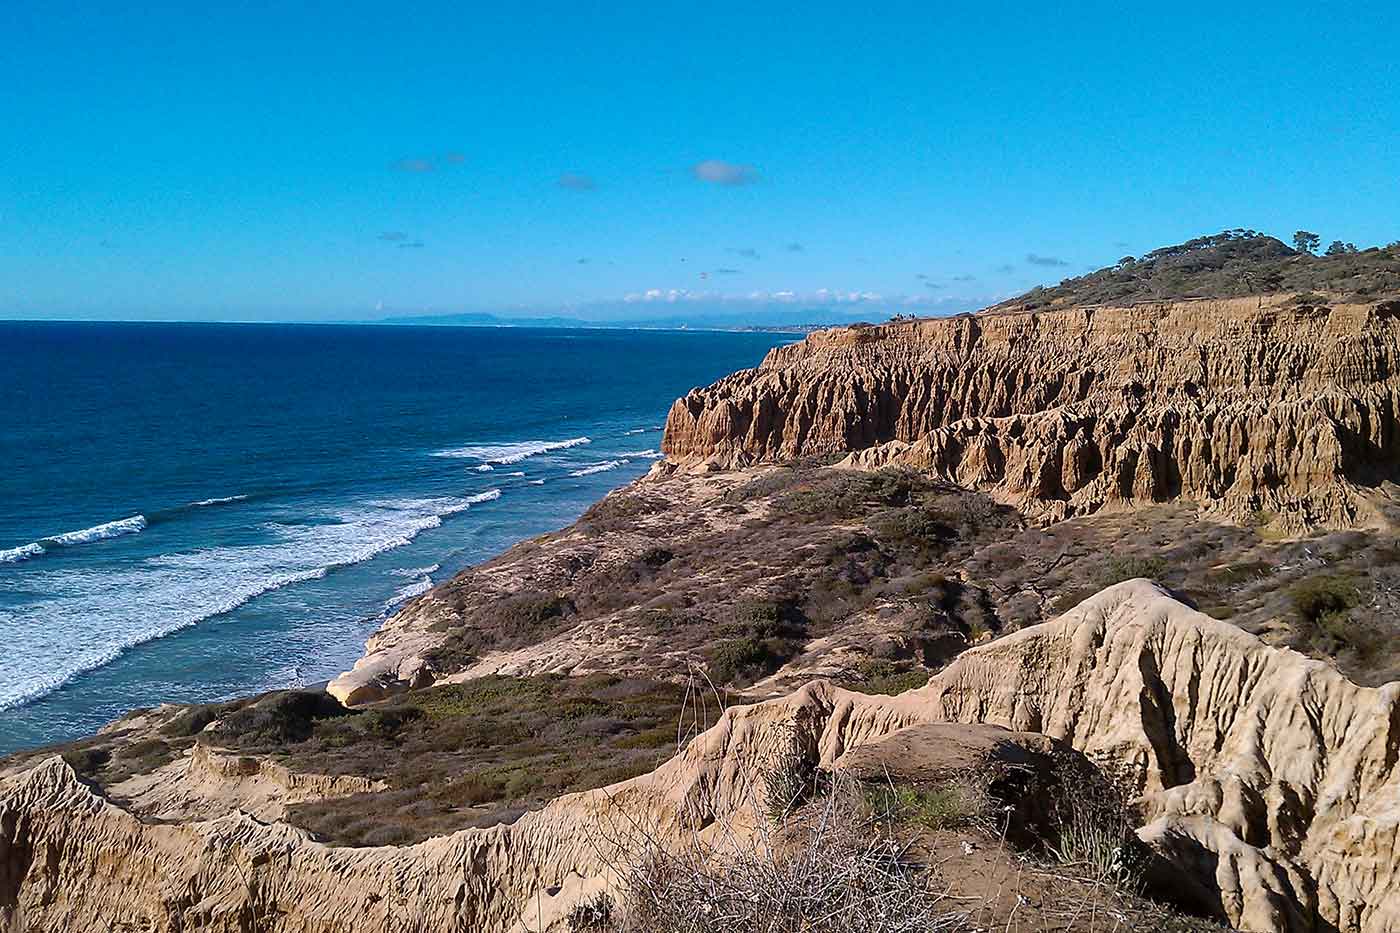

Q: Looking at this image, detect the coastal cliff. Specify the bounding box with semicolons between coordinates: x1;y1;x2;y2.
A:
7;582;1400;931
9;272;1400;931
663;296;1400;528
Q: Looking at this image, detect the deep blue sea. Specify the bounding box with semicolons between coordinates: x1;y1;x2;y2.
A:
0;321;790;754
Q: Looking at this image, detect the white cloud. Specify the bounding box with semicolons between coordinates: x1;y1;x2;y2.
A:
692;159;758;185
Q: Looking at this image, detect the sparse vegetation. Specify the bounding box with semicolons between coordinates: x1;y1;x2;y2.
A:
846;659;930;695
1098;555;1168;585
1044;759;1151;891
1000;229;1400;311
176;674;722;847
602;778;964;933
1288;572;1378;657
864;780;983;831
579;756;1223;933
1289;572;1362;625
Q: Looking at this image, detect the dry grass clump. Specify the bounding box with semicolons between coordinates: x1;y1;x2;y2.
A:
1043;759;1152;891
592;781;966;933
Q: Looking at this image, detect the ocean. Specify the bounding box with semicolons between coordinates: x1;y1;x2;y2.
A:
0;321;791;754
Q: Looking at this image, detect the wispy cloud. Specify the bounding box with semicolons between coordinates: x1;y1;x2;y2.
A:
714;268;742;275
924;281;944;290
952;274;977;282
558;172;596;191
397;240;425;249
995;264;1017;274
392;152;465;173
727;247;760;260
1026;253;1070;267
377;231;410;242
692;159;758;185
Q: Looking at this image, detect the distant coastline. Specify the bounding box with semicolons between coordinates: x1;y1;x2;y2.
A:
0;316;844;336
372;306;969;333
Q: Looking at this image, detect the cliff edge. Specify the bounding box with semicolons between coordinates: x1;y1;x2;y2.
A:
663;295;1400;529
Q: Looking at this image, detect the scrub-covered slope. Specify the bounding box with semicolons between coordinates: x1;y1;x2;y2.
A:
5;582;1399;931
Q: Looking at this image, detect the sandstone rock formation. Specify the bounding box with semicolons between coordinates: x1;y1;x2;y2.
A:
7;581;1400;932
663;297;1400;529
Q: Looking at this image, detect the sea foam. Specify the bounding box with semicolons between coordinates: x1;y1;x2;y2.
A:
391;563;440;578
3;515;149;564
48;515;147;547
386;574;434;609
569;459;630;477
189;494;249;508
0;543;45;564
0;493;498;712
433;436;591;464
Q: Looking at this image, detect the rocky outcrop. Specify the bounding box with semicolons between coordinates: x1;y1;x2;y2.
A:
663;297;1400;528
7;581;1400;932
103;743;389;824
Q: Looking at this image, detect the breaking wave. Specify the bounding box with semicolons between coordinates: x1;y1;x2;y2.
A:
0;492;500;712
433;436;591;464
0;543;45;564
569;459;629;477
391;563;440;578
189;495;249;508
2;515;148;565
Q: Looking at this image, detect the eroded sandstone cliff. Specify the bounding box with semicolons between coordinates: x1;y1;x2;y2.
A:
662;296;1400;529
5;581;1400;932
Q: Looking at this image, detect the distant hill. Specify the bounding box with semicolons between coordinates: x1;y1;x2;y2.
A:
996;229;1400;312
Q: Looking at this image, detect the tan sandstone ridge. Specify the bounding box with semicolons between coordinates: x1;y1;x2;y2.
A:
662;296;1400;529
5;581;1400;932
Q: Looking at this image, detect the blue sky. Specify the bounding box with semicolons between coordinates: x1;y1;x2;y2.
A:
2;1;1397;322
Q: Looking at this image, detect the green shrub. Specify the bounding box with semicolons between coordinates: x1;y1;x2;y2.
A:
431;771;506;807
706;637;776;685
1203;561;1272;587
1099;556;1168;585
775;470;933;519
496;591;574;632
847;661;928;696
1290;573;1361;624
161;701;242;737
410;676;552;720
209;690;350;748
314;707;423;746
864;781;981;830
870;507;954;556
